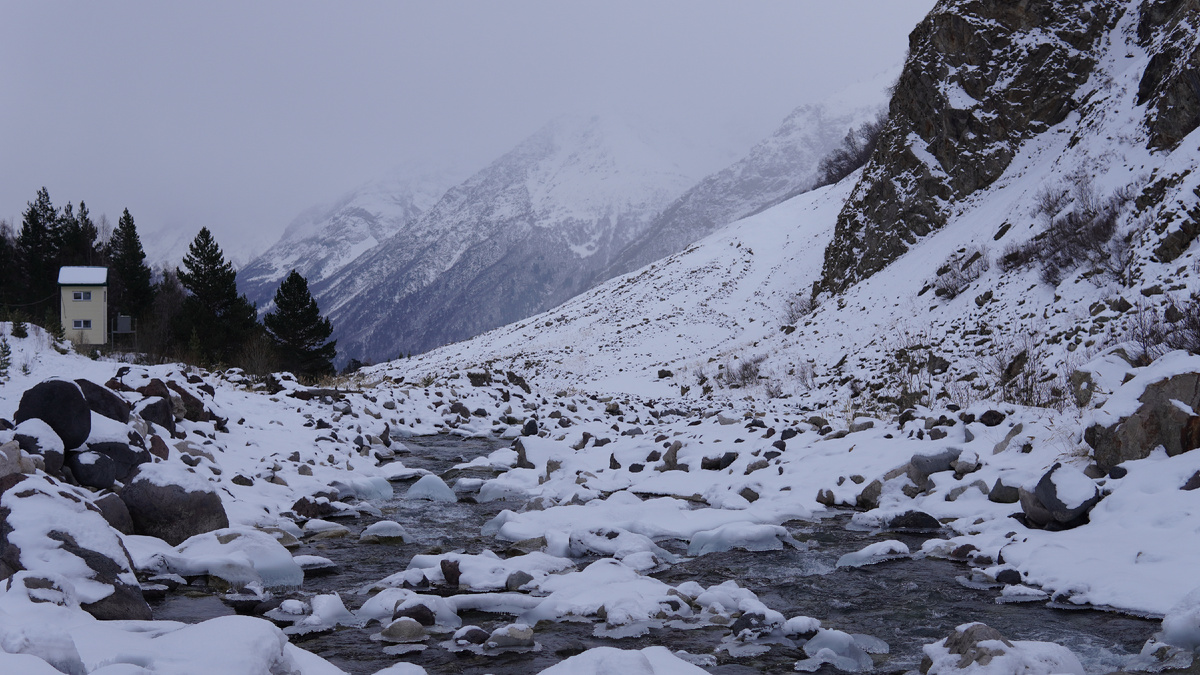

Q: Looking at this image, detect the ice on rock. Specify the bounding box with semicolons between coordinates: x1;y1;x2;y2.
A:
303;519;350;536
784;616;822;636
371;550;574;592
163;528;304;589
360;520;411;543
535;645;711;674
570;527;677;565
1161;586;1200;652
380;463;430;481
794;629;875;672
372;663;428;675
520;559;686;626
330;476;393;500
297;593;357;629
404;474;457;502
686;522;794;556
355;589;462;628
922;623;1084;675
836;540;910;568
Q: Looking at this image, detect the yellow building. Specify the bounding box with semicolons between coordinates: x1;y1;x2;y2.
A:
59;266;108;345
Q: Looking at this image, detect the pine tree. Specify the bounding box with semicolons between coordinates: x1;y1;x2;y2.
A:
16;187;61;314
264;270;336;379
176;227;258;364
0;335;10;381
108;209;155;319
0;220;15;306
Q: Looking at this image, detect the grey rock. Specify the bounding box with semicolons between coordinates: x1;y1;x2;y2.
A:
121;477;229;546
14;380;91;449
1084;371;1200;470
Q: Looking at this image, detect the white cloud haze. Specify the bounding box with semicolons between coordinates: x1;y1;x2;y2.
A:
0;1;934;264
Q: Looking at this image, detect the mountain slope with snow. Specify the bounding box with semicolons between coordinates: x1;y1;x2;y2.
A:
315;115;701;363
598;73;894;282
375;0;1200;412
238;165;463;310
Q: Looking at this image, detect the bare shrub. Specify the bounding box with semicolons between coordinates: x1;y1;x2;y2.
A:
1004;177;1136;285
814;112;887;188
783;294;818;324
984;333;1065;409
1125;302;1169;366
1164;293;1200;356
934;246;990;299
794;361;816;390
722;354;765;388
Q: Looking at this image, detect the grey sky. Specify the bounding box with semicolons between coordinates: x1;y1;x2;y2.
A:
1;1;934;264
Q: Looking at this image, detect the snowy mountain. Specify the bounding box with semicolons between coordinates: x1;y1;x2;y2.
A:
376;0;1200;410
238;164;464;310
598;72;894;281
315;115;701;363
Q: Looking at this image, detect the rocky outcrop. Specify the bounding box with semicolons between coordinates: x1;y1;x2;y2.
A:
1019;463;1102;529
1085;370;1200;469
819;0;1125;294
1137;0;1200;151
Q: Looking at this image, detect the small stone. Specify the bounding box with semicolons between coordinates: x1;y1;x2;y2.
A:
505;570;535;591
379;617;426;643
488;623;535;649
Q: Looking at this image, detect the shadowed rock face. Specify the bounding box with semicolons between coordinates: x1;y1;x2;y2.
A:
819;0;1125;296
1137;0;1200;151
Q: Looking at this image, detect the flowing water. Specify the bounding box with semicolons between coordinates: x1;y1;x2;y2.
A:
148;435;1159;674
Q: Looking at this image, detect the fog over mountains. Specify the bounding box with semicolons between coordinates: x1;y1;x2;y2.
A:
242;77;893;364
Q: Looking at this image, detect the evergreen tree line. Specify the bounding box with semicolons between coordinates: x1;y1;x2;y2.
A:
1;187;336;380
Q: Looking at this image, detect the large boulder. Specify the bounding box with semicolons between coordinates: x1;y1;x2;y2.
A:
65;451;117;490
1085;358;1200;469
13;419;65;476
120;465;228;545
167;380;212;423
0;475;150;621
135;397;175;434
75;378;131;424
1019;463;1101;530
14;380;91;449
86;441;150;482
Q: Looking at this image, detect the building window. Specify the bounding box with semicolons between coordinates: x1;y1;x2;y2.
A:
72;291;92;301
72;319;92;330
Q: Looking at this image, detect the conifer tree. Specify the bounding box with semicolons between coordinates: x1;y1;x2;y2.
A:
176;227;258;364
264;270;336;379
108;209;155;319
16;187;61;314
0;221;14;306
0;335;10;381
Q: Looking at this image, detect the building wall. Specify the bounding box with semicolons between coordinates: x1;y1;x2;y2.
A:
60;285;107;345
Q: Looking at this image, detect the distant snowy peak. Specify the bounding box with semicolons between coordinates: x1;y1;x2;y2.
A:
238;163;464;307
599;73;893;279
313;113;705;362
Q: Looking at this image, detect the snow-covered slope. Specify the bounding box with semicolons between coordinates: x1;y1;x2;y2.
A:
598;72;894;282
376;0;1200;411
239;164;463;310
316;115;702;364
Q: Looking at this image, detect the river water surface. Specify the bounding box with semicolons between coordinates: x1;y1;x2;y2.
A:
150;435;1158;674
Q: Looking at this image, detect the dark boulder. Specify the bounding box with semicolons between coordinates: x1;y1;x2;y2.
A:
887;510;941;532
136;397;175;434
907;448;962;491
1019;463;1100;530
75;379;131;424
47;530;151;620
93;493;134;535
136;378;170;399
65;451;116;490
700;452;738;471
13;421;65;475
167;381;211;423
87;441;150;482
979;410;1007;427
121;474;229;546
14;380;91;449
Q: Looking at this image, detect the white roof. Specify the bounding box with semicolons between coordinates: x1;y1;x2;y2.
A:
58;266;108;285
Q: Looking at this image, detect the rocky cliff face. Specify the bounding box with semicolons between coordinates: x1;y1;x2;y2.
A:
1137;0;1200;150
819;0;1126;295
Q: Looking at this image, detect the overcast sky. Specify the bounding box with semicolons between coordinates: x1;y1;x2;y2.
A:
1;1;934;265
